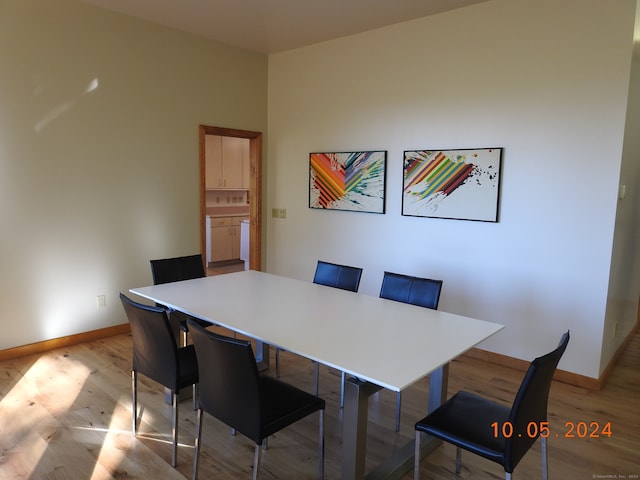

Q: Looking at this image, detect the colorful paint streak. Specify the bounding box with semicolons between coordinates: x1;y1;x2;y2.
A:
402;148;502;222
404;150;476;200
310;151;386;213
310;153;346;208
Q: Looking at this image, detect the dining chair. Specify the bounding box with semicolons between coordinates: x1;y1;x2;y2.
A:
275;260;363;397
187;319;325;480
120;293;199;467
414;331;570;480
150;254;209;346
379;270;443;309
312;260;364;292
379;271;443;431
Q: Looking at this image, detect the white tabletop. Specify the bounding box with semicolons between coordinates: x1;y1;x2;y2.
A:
131;270;503;392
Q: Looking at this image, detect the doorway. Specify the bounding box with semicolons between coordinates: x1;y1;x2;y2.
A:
199;125;262;272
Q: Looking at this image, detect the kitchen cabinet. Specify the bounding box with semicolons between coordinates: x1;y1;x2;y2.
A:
210;216;246;262
205;135;249;189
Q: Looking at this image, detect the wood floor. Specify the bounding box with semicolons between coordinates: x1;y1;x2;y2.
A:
0;328;638;479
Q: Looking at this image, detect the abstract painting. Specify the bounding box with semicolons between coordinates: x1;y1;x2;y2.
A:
402;148;502;222
309;151;386;213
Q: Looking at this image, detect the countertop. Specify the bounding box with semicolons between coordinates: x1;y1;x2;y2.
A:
206;206;249;217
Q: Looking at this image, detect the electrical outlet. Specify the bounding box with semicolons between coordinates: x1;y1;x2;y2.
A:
96;295;107;308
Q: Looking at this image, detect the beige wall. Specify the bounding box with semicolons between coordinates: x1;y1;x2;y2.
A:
266;0;638;379
2;0;638;382
604;2;640;372
0;0;267;349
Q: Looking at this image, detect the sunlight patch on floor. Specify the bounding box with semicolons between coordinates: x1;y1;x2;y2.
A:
0;353;91;477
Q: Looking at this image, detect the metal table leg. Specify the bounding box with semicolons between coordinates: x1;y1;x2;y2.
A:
341;364;450;480
254;340;270;371
341;377;382;479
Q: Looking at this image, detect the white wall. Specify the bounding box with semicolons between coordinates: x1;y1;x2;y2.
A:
267;0;638;379
603;2;640;371
0;0;267;349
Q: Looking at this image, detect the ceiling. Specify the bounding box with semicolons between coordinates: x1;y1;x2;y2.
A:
81;0;488;54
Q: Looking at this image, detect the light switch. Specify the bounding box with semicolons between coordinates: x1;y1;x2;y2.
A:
271;208;287;218
96;295;107;308
618;185;627;199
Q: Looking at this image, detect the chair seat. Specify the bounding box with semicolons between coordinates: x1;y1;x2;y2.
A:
259;376;326;440
120;292;200;468
414;331;569;480
379;271;443;431
415;391;510;466
188;320;325;479
150;255;208;346
276;260;363;398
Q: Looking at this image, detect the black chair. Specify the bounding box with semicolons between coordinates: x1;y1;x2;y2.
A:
379;271;443;431
150;254;209;346
120;293;199;467
379;271;442;309
187;319;325;480
313;260;364;292
414;331;570;480
275;260;363;397
150;254;206;284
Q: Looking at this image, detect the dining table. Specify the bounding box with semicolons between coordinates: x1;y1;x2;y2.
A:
130;269;503;480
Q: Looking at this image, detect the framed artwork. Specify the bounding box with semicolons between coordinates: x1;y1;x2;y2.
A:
402;148;502;222
309;151;387;214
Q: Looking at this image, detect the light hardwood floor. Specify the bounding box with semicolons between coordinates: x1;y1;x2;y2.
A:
207;260;245;276
0;328;638;479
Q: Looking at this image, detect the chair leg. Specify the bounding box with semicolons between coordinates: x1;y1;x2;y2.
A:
275;348;281;378
541;436;548;480
455;447;462;475
182;329;188;348
192;383;198;411
395;391;402;432
253;443;262;480
131;370;138;435
171;391;179;467
340;371;346;408
505;473;512;480
414;430;421;480
319;409;325;480
314;361;320;396
192;408;203;480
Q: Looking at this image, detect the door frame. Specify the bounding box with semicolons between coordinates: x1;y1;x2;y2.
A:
199;125;262;271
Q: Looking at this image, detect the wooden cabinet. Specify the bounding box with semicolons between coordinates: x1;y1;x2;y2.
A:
205;135;222;189
210;216;246;262
205;135;249;189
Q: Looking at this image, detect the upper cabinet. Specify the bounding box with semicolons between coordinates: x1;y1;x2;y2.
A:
205;134;249;189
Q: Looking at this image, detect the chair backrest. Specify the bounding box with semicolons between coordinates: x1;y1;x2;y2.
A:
505;330;570;472
379;271;443;309
187;319;263;443
120;293;180;390
150;254;205;285
313;260;363;292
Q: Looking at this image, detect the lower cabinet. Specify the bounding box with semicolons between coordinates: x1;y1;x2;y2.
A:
210;217;245;262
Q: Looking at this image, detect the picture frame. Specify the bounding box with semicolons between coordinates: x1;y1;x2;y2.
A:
309;150;387;214
402;147;502;222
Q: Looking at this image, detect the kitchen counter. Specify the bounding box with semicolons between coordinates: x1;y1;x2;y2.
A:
205;208;249;265
205;206;249;217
